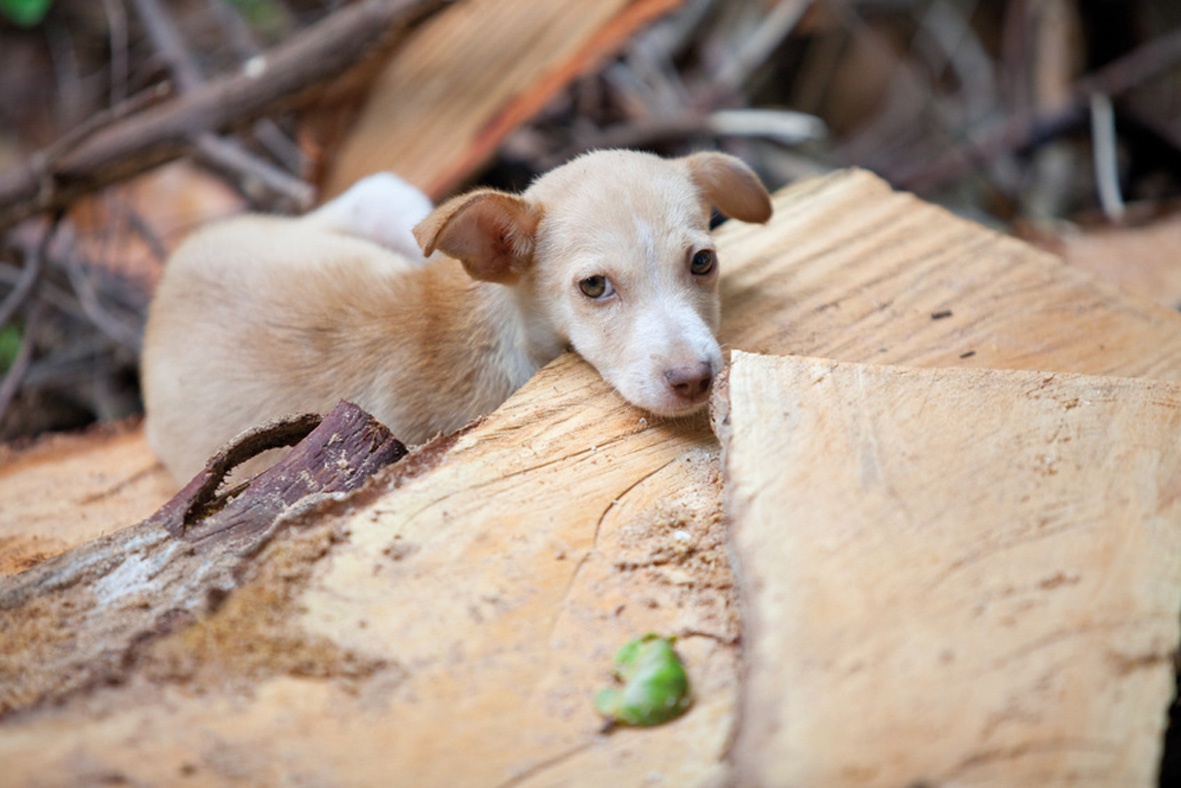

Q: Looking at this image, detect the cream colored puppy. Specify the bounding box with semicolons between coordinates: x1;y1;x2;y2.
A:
142;149;772;482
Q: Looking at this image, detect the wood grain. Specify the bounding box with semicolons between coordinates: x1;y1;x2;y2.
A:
718;168;1181;380
718;351;1181;787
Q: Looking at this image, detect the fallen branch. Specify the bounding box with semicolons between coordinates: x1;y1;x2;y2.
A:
0;0;451;233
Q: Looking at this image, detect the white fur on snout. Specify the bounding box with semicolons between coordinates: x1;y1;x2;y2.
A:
606;296;722;416
305;172;434;263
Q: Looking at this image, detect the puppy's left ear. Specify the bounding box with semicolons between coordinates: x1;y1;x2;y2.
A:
683;152;773;224
413;189;544;284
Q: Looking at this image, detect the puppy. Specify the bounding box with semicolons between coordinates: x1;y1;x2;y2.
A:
141;149;772;482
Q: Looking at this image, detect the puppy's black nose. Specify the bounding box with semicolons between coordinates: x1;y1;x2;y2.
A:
665;362;714;399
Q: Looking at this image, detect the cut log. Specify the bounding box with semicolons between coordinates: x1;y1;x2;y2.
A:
0;355;737;787
5;169;1181;786
1022;213;1181;311
716;350;1181;787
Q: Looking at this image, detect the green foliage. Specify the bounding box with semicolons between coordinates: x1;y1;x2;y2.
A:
0;0;53;27
0;322;21;373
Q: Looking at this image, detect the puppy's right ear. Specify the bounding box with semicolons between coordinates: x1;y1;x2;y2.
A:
413;190;544;284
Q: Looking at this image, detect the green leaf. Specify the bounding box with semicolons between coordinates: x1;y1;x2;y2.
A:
1;0;53;28
595;634;692;727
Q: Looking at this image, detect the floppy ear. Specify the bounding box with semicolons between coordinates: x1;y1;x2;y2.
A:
683;152;773;224
412;189;544;284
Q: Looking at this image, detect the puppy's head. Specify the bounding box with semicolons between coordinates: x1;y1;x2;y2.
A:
414;150;772;416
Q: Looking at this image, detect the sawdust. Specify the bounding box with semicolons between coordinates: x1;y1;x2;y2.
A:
0;536;59;575
144;517;395;692
0;593;83;714
606;451;739;642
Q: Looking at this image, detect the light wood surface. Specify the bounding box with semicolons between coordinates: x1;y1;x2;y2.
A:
4;168;1181;786
718;350;1181;787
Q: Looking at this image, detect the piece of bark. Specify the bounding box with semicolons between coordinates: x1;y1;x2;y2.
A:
0;400;405;717
716;350;1181;787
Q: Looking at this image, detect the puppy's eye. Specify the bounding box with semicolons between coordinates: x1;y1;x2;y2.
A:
579;275;614;299
690;249;716;276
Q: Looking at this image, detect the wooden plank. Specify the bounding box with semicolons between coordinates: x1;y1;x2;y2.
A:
717;350;1181;787
322;0;686;199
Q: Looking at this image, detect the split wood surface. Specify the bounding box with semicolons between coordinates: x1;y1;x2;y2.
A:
718;351;1181;787
3;169;1181;785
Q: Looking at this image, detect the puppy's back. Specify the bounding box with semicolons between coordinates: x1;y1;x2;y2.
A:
142;215;424;481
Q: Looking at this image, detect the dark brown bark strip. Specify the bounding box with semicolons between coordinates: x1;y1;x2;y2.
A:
0;0;451;233
0;401;406;717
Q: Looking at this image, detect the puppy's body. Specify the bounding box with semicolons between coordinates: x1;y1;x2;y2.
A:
143;150;771;482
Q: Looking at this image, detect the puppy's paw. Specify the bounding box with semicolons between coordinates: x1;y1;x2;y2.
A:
306;173;434;263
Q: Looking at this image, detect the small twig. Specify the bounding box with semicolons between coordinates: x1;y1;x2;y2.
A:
0;263;87;324
101;0;131;106
194;133;316;209
542;109;824;170
252;119;308;176
59;232;143;353
0;230;48;330
0;217;59;427
126;210;169;264
704;0;813;105
914;0;994;124
44;21;86;129
1090;93;1125;222
205;0;266;59
129;0;203;92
